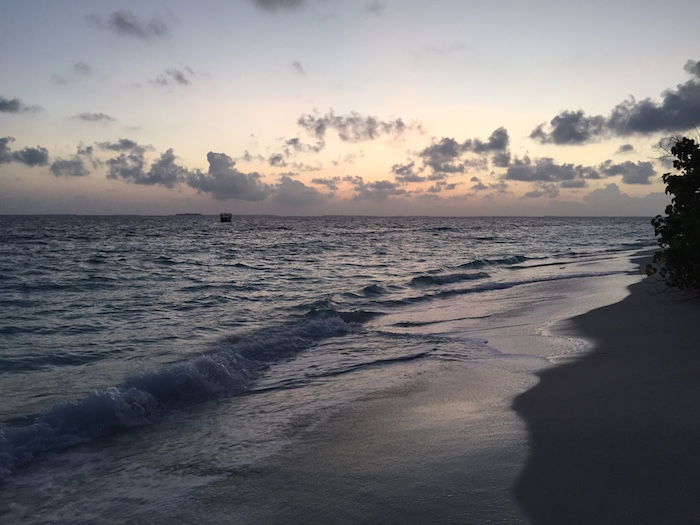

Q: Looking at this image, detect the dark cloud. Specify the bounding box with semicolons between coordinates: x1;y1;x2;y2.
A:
683;59;700;78
416;128;508;176
523;182;560;199
560;179;588;188
73;112;116;123
530;110;606;144
151;68;193;86
105;148;145;184
1;140;47;166
491;151;511;168
343;175;407;200
311;176;341;190
392;160;425;183
599;160;656;185
504;156;598;183
427;181;458;193
274;175;326;206
0;137;49;167
105;144;188;188
269;154;287;167
297;110;420;142
419;137;469;174
0;96;41;113
616;143;634;154
291;61;305;75
281;137;325;157
88;9;169;40
97;139;151;154
187;152;271;201
532;60;700;143
463;127;509;153
50;157;89;178
470;181;488;192
252;0;305;11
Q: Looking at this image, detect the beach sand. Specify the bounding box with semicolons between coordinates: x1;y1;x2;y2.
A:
514;273;700;524
179;259;678;524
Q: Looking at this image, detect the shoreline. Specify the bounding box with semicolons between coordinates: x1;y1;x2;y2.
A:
175;261;645;524
513;273;700;524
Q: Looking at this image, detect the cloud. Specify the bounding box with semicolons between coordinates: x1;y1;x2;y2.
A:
88;9;168;40
52;61;93;84
151;68;193;86
683;59;700;78
530;111;606;145
0;137;49;167
311;176;341;190
492;151;511;167
279;137;325;158
297;110;420;142
524;182;560;199
582;183;668;215
50;157;89;178
427;180;458;193
291;61;305;75
252;0;305;11
504;156;598;183
269;153;287;167
97;139;148;153
391;160;425;183
343;175;407;200
12;148;49;167
599;160;656;185
365;1;385;14
73;112;116;123
105;145;189;188
616;143;635;154
419;137;469;174
463;126;509;153
417;128;507;175
274;175;326;206
532;59;700;143
187;152;271;201
0;96;41;113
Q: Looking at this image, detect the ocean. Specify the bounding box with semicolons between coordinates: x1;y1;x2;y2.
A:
0;215;654;521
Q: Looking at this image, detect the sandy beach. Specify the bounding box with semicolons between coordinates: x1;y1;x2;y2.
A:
514;271;700;524
171;253;691;524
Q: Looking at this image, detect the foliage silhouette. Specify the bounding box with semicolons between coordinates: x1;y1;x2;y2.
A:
648;137;700;291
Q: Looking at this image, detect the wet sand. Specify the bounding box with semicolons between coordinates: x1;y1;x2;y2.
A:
182;268;647;524
514;275;700;524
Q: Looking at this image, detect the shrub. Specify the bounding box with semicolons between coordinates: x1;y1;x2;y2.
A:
649;137;700;291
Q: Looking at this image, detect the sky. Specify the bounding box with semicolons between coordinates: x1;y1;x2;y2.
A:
2;0;700;216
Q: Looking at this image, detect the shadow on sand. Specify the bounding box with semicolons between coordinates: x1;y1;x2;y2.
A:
513;277;700;524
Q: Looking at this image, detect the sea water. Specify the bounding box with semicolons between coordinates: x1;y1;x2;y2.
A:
0;215;653;520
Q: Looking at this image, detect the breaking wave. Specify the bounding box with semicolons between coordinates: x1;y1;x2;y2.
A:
0;317;353;479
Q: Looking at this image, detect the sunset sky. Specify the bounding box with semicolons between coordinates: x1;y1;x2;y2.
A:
2;0;700;215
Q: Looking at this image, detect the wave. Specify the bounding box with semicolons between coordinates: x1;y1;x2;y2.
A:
409;271;489;287
361;284;387;296
378;270;627;309
456;255;531;269
0;317;353;480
